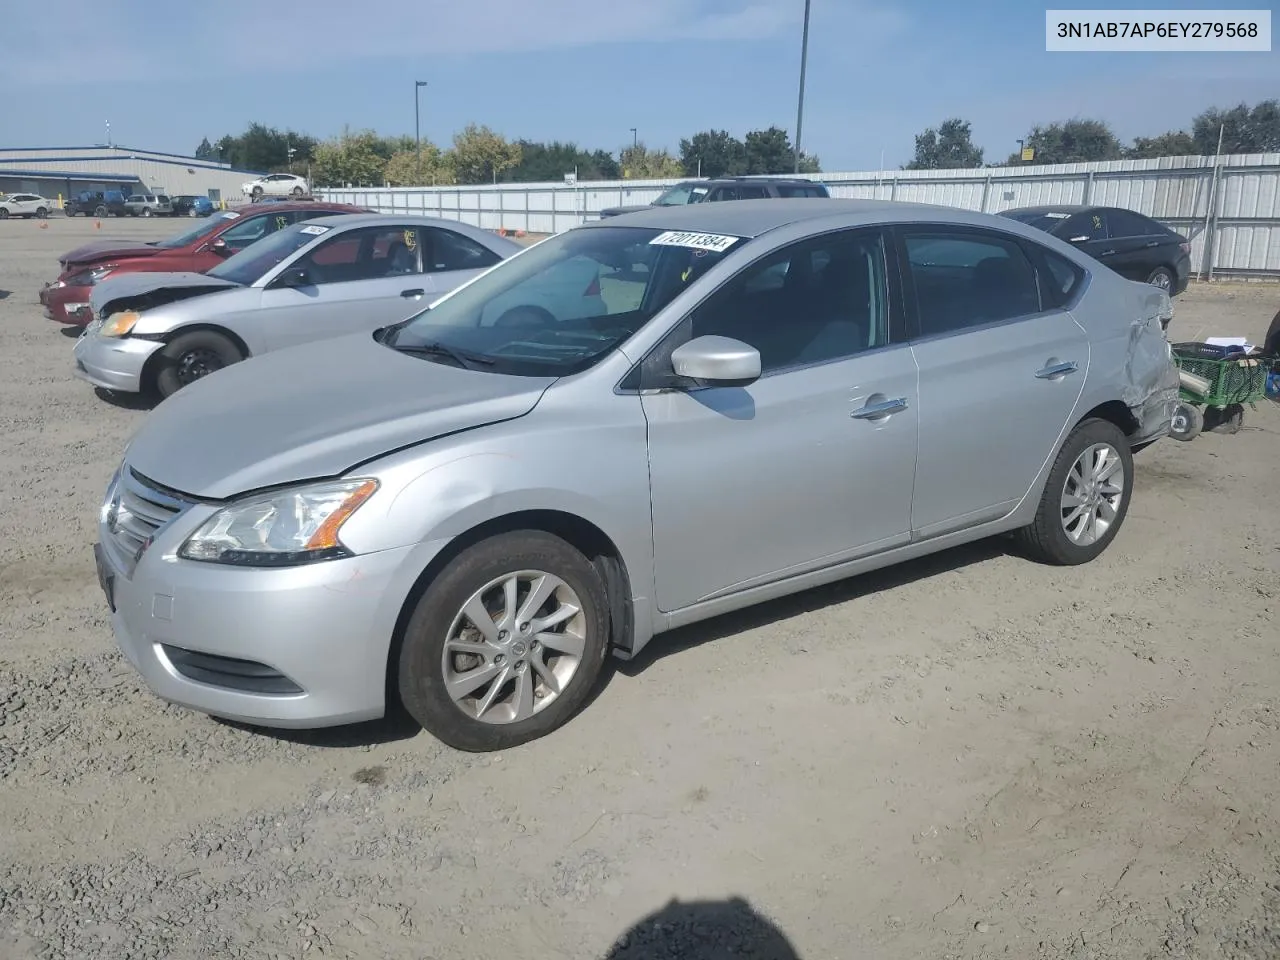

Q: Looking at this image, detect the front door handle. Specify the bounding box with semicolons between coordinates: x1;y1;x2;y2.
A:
1098;249;1116;257
400;288;425;298
851;397;908;420
1036;360;1079;380
1144;240;1160;248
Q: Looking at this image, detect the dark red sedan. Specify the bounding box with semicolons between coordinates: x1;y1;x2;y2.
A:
40;200;368;324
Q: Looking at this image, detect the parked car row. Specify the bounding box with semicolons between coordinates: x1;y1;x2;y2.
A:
63;195;1179;752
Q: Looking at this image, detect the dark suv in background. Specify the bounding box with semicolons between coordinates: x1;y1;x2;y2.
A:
599;176;831;218
65;190;129;218
999;204;1192;298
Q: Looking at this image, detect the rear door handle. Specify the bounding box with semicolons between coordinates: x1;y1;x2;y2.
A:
1098;249;1116;257
851;397;908;420
401;288;425;298
1035;360;1079;380
1144;240;1160;248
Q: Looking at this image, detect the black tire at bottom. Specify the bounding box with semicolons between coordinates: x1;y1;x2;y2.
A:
398;531;610;752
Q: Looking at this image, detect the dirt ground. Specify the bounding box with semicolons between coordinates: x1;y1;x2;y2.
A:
1;216;1278;960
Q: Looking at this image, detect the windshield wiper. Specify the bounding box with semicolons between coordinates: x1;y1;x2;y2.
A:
394;341;495;370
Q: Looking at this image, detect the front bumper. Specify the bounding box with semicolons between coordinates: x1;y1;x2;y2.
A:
41;282;94;324
95;479;448;728
72;328;162;393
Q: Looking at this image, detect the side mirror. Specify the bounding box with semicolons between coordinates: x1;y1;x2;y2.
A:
670;335;761;386
210;237;231;256
273;266;312;289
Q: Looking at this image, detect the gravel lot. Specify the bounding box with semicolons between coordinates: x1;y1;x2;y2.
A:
1;216;1278;960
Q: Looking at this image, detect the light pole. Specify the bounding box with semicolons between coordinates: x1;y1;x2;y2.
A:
793;0;812;174
630;127;638;150
415;80;428;182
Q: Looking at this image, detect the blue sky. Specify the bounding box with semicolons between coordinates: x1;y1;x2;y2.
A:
5;0;1277;170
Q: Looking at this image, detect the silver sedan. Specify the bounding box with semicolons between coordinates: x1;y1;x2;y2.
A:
73;214;524;398
94;199;1178;751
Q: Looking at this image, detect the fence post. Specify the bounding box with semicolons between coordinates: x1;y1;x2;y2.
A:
890;175;898;201
1083;171;1094;205
1198;162;1221;280
979;175;991;213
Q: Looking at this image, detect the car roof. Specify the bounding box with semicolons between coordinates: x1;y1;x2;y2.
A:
294;213;523;249
1001;204;1092;216
582;197;1025;238
227;200;364;214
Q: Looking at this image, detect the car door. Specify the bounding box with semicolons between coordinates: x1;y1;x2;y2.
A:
1100;208;1167;283
641;227;919;612
1057;210;1114;268
259;224;429;351
900;225;1089;539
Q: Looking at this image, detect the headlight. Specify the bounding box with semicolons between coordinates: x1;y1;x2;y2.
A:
179;479;378;566
100;311;141;337
65;265;116;287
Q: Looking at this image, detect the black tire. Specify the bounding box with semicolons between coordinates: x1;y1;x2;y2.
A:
188;207;198;217
398;530;611;752
94;205;108;218
1014;418;1135;566
35;207;48;219
291;186;304;197
1205;403;1244;435
0;208;8;220
1147;266;1175;292
1169;402;1203;441
142;208;152;217
152;330;243;398
251;186;264;200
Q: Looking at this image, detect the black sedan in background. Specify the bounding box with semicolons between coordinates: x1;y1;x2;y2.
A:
1000;205;1191;296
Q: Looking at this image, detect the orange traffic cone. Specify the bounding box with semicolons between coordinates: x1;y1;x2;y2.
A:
95;220;102;229
38;221;48;229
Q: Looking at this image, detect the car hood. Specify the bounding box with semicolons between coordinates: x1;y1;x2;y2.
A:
123;333;557;499
60;240;160;269
90;271;240;316
598;205;653;218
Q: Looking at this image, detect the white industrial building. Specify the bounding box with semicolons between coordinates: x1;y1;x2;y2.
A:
0;145;264;206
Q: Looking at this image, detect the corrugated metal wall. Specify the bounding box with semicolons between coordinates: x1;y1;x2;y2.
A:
320;153;1280;278
0;148;261;203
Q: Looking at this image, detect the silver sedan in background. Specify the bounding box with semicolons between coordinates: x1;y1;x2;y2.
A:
94;199;1178;752
73;215;525;398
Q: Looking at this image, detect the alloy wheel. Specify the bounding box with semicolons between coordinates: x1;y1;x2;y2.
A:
441;570;587;725
1060;442;1125;545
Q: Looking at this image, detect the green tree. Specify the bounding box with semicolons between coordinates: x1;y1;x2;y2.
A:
905;118;983;169
209;123;317;171
1126;131;1198;159
383;142;454;186
1192;99;1280;154
504;140;619;182
588;149;621;180
451;124;522;184
311;128;388;187
1007;119;1123;165
194;137;216;161
743;126;793;174
679;129;747;178
620;143;683;179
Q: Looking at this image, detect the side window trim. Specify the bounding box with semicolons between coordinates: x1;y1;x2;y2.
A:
622;225;908;393
891;222;1063;344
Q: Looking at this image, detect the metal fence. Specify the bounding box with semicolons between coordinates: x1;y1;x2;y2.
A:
318;152;1280;279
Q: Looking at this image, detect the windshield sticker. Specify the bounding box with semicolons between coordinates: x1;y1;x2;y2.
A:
298;224;330;236
1045;212;1070;219
220;211;240;220
275;215;288;230
404;229;417;250
649;231;741;253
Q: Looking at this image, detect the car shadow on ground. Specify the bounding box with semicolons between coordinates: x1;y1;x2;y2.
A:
0;290;9;300
222;536;1012;751
92;386;158;411
58;325;80;337
609;535;1012;680
601;896;801;959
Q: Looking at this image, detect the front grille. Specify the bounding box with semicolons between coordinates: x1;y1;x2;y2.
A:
103;468;193;576
160;645;304;695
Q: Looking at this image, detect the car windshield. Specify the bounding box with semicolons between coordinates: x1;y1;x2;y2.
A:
653;184;709;206
207;222;323;286
152;211;239;249
1002;210;1072;234
383;225;745;376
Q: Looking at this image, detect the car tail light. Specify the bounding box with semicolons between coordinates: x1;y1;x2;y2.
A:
583;275;601;297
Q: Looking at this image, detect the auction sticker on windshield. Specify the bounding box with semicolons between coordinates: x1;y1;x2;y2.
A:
649;231;741;253
299;225;330;235
220;211;240;220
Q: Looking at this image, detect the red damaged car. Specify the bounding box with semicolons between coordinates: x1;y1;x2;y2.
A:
41;200;368;324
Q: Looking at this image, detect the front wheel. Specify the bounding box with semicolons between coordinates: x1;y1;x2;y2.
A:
398;531;611;751
1014;418;1134;565
152;330;243;398
251;186;263;200
1169;402;1203;442
188;207;198;217
1147;266;1174;292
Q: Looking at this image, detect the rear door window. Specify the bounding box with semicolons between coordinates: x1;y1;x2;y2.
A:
296;226;423;283
1105;209;1161;239
424;228;502;272
1061;212;1108;242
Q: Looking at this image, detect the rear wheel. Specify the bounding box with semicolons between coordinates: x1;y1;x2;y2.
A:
152;330;243;398
0;208;8;220
142;208;152;217
35;207;48;219
188;207;198;217
251;186;264;200
1015;418;1134;565
94;205;108;218
397;531;611;751
291;186;304;197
